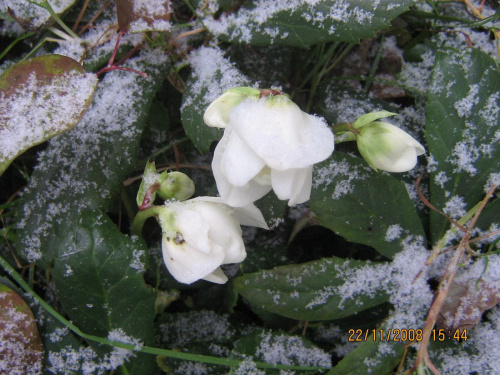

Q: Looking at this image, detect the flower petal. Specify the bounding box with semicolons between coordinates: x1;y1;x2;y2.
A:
212;129;272;207
202;267;228;284
230;98;334;170
162;236;225;285
271;167;313;206
219;127;266;187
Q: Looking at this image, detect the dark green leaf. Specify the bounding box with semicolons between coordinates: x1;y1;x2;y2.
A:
232;329;332;369
181;47;250;154
310;152;426;259
16;52;170;268
205;1;415;48
234;257;389;321
0;55;97;176
51;209;156;372
426;48;500;242
327;332;405;375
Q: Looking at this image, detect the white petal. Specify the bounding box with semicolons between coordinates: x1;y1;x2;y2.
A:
190;201;247;263
175;209;211;253
271;167;313;206
162;236;225;285
233;204;269;229
212;130;272;206
202;267;228;284
192;197;269;230
219;129;266;187
230;99;334;170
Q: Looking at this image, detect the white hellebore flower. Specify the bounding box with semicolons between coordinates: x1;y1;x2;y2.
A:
204;88;334;207
158;197;268;285
356;121;426;172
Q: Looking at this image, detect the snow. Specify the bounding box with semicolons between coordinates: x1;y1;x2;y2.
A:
255;331;331;367
158;310;234;347
0;0;76;30
182;46;250;113
0;70;98;163
385;224;403;242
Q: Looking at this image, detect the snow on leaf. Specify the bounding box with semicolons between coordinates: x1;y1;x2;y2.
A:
0;54;97;176
203;0;416;47
426;48;500;243
0;0;77;31
0;284;43;374
116;0;172;33
181;46;251;153
436;279;500;332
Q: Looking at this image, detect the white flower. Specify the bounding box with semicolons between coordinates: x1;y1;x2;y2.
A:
206;93;334;207
158;197;268;284
356;121;425;172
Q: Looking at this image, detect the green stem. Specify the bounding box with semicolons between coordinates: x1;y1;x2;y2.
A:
364;33;384;94
140;136;190;165
0;32;35;61
0;254;328;371
131;206;164;236
32;0;81;39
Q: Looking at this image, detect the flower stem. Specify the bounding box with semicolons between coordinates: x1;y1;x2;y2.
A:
0;254;328;372
131;206;163;236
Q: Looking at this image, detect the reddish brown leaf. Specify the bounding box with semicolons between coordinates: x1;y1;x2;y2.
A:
0;284;43;373
437;279;500;332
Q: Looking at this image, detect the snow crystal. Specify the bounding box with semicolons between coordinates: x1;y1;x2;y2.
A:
454;84;479;118
255;331;332;367
485;172;500;192
127;0;172;33
130;249;146;273
313;157;371;200
232;359;265;375
434;171;450;189
443;195;467;219
0;0;75;30
48;327;70;343
158;310;234;347
385;224;403;242
182;46;249;112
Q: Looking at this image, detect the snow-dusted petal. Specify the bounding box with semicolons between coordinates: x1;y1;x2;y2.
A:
271;167;312;206
230;98;334;170
219;126;266;186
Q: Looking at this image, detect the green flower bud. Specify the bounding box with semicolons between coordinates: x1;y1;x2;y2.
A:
356;121;425;172
157;171;195;202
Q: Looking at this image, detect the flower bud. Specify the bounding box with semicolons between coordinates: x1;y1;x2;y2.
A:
203;87;260;128
157;171;195;202
356;121;425;172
